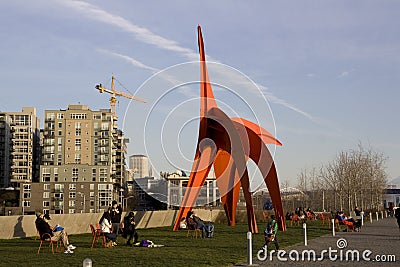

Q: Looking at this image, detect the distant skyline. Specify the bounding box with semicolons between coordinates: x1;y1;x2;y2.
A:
1;1;399;188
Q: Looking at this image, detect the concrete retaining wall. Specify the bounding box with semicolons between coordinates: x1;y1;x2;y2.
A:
0;209;228;239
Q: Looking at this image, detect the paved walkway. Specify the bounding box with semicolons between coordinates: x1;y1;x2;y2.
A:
243;217;400;266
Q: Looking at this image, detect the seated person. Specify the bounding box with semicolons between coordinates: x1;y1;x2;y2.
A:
35;213;76;254
285;211;293;221
354;206;362;217
187;211;214;238
122;211;139;246
336;211;356;231
99;210;118;246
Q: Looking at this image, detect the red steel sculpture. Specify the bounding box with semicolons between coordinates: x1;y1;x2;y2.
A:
173;26;285;233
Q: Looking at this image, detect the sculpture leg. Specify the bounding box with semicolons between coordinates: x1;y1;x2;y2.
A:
173;145;215;231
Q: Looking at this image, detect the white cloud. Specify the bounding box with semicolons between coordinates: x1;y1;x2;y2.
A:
338;69;355;78
58;0;199;60
97;48;159;73
60;0;316;122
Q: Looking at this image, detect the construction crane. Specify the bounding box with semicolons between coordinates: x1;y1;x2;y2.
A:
95;76;146;119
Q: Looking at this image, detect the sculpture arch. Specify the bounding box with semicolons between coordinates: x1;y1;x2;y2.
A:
173;26;286;232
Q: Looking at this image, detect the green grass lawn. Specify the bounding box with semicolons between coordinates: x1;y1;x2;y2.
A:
0;221;331;267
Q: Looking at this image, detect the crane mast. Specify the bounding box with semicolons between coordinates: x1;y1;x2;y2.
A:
95;76;146;120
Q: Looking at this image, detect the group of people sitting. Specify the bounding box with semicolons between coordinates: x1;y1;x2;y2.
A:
179;210;214;238
336;209;362;232
35;213;76;254
99;200;139;247
285;207;316;222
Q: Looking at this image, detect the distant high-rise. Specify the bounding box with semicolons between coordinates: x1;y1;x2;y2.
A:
0;107;40;188
129;155;149;178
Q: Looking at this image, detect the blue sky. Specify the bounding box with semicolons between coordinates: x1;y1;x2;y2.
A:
1;0;399;188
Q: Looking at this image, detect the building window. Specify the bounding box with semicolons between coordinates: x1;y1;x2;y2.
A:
99;168;107;182
44;184;50;190
58;122;62;128
101;123;109;130
46;113;55;120
90;191;95;198
70;113;87;119
69;184;76;190
69;200;75;207
74;154;81;164
43;201;50;207
69;209;75;214
76;129;81;136
57;113;64;119
75;139;81;151
43;192;50;198
90;184;95;190
23;184;31;191
54;193;63;199
92;169;96;182
55;184;64;192
69;192;76;198
23;201;30;207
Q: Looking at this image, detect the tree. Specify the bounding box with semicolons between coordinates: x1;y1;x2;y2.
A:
297;144;388;213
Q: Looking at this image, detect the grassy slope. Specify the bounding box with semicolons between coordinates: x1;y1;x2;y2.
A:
0;221;330;267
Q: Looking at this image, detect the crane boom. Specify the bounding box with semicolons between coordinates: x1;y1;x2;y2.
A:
95;76;146;119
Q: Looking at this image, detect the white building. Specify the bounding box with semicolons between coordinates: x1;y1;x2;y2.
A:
129;154;150;178
163;170;219;209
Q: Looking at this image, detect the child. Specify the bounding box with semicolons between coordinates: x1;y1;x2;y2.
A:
263;215;279;251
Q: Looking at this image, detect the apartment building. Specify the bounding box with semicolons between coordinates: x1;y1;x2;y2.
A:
22;104;127;214
0;107;40;188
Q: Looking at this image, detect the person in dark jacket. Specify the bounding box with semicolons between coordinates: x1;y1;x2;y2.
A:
122;211;139;246
395;205;400;229
110;200;123;234
35;213;76;253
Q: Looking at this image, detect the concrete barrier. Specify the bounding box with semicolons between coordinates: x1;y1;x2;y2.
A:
0;209;229;239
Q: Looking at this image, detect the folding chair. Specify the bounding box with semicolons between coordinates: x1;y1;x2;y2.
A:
186;225;200;238
90;224;107;249
37;233;62;254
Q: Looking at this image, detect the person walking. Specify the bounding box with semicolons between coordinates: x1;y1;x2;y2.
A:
263;214;279;252
395;205;400;230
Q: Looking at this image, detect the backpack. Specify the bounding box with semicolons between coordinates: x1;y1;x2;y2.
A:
264;221;275;236
139;240;154;247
